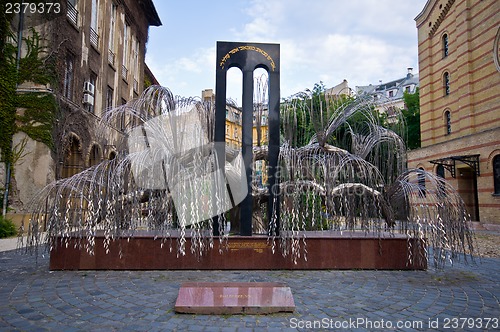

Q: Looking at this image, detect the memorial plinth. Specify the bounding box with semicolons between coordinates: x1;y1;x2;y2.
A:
175;282;295;314
49;230;427;270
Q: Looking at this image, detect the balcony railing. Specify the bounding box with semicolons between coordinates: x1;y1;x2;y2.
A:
6;35;15;45
66;1;78;26
121;65;128;81
108;49;115;67
90;27;99;49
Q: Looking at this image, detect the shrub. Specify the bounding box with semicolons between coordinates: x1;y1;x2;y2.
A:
0;215;17;238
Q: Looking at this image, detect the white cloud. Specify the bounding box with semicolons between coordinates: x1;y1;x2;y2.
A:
146;46;216;98
232;0;425;96
177;58;201;73
240;17;277;41
147;0;426;100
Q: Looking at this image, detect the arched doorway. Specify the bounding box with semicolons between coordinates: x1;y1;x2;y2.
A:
62;135;84;178
89;144;102;167
457;166;479;221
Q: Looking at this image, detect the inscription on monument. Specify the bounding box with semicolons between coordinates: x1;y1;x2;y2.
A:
228;241;270;253
219;45;276;71
175;282;295;314
219;294;251;299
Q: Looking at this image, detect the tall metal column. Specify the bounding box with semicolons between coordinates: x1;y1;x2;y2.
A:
240;69;254;236
267;68;280;236
213;63;227;236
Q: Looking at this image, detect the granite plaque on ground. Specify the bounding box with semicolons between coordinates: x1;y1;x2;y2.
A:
174;282;295;314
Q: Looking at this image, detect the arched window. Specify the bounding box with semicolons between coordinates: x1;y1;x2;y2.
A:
89;144;101;167
62;136;83;178
109;151;117;160
444;110;451;135
442;34;449;58
418;167;426;197
443;72;450;96
436;165;445;178
493;155;500;195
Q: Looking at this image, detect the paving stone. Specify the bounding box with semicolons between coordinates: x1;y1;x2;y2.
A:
1;249;499;330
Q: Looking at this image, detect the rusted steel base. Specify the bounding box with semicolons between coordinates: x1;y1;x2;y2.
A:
49;231;427;270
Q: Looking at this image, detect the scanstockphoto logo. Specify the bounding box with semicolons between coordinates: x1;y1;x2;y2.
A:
127;105;247;226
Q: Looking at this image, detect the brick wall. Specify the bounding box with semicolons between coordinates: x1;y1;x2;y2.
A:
411;0;500;224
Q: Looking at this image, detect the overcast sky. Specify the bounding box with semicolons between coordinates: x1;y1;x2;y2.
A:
146;0;428;104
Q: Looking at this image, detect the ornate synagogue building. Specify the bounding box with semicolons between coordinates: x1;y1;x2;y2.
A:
408;0;500;224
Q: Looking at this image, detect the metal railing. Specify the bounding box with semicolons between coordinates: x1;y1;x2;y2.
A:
121;65;128;81
90;27;99;48
66;1;78;26
108;49;115;66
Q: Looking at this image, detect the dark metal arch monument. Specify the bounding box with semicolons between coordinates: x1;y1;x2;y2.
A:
214;41;281;236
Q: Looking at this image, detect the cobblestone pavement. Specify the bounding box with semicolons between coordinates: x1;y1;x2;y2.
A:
0;248;499;332
474;231;500;258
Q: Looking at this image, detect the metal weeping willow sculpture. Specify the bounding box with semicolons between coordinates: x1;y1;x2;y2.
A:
24;83;476;269
274;90;475;268
23;42;476;270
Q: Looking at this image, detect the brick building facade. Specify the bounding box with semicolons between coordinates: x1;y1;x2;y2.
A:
408;0;500;224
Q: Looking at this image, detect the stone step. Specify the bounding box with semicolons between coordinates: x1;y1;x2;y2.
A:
175;282;295;314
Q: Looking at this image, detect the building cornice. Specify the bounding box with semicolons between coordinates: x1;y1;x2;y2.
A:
415;0;456;37
415;0;434;27
429;0;455;36
138;0;162;27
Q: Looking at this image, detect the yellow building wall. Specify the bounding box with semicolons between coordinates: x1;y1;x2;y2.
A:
409;0;500;224
416;0;499;147
225;119;241;149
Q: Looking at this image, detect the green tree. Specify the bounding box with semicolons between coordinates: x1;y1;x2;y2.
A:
1;28;57;160
402;88;420;150
1;21;57;213
0;8;17;166
280;88;317;147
